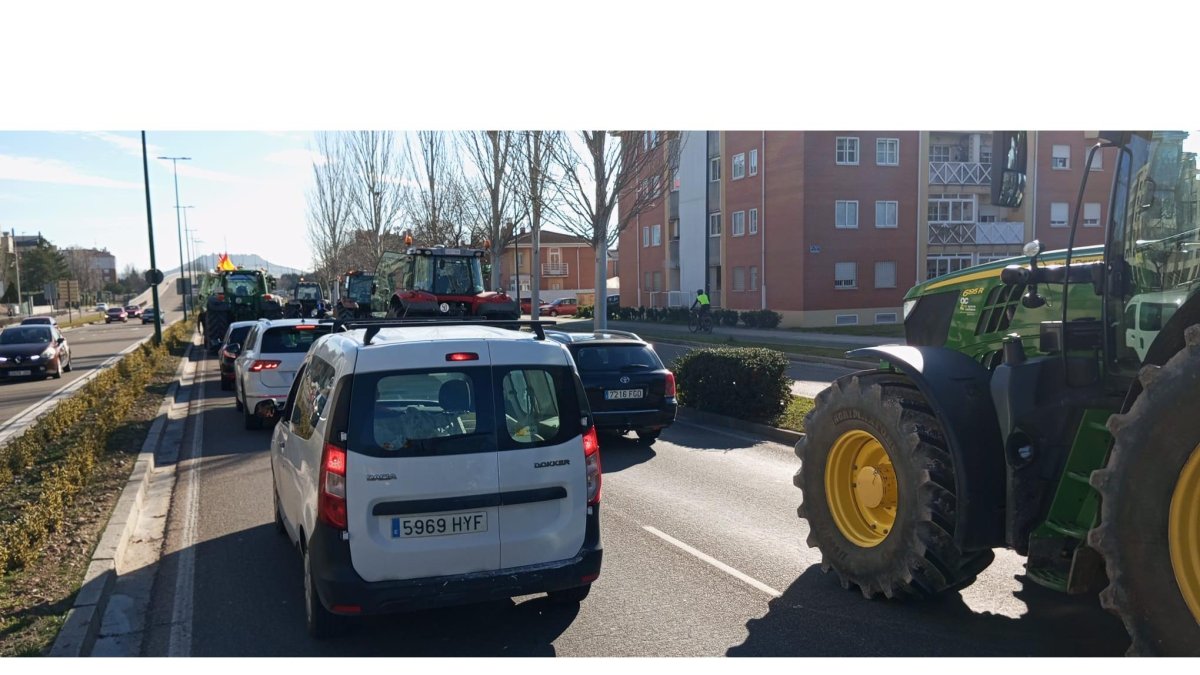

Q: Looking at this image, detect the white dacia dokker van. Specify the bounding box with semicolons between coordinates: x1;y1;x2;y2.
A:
269;320;602;638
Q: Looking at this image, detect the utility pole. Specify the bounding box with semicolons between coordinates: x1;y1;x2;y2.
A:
143;133;163;346
181;205;195;313
158;155;190;320
10;229;20;315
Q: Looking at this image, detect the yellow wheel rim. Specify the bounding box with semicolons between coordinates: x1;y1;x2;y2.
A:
825;429;898;548
1170;442;1200;625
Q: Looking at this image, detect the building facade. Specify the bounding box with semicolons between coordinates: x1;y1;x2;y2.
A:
497;230;610;303
618;130;1117;328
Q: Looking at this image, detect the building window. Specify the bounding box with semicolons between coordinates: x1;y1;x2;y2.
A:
733;266;746;291
651;223;662;246
836;314;860;326
642;227;650;247
1083;202;1101;228
927;194;976;222
876;138;899;166
517;252;525;269
749;149;758;176
653;271;663;292
929;144;953;163
926;254;973;279
730;211;745;237
875;200;898;228
875;261;897;289
1052;144;1071;170
835;200;859;229
1089;147;1103;171
749;208;759;235
835;262;857;289
836;137;860;165
643;271;651;290
875;312;898;324
980;147;992;165
709;212;722;237
750;266;759;291
1050;202;1069;227
732;153;746;180
709;157;721;182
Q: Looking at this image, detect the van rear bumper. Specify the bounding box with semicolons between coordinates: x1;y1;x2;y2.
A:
308;511;603;615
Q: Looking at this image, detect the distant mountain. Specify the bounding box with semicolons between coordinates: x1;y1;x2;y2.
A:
166;254;308;278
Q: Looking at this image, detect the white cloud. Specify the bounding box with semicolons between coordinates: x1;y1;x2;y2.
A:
264;148;326;168
0;153;141;189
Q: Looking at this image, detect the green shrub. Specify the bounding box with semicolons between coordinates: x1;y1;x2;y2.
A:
756;309;782;328
672;347;791;423
717;309;738;327
577;305;594;318
740;311;760;328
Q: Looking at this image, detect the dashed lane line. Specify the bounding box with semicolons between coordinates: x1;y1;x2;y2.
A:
642;525;782;598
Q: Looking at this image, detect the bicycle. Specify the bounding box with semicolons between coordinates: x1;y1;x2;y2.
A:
688;308;713;334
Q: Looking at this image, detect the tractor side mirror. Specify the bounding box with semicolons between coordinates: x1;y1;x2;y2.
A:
1020;239;1047;309
991;131;1028;208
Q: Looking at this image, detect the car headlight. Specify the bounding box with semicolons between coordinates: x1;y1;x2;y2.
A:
902;298;919;321
30;354;40;361
43;348;57;359
0;357;7;363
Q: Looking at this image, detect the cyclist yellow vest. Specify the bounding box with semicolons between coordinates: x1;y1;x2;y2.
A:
697;293;710;306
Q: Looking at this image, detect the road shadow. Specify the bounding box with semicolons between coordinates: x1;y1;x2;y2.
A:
147;523;579;656
727;564;1129;656
596;433;657;473
660;421;769;453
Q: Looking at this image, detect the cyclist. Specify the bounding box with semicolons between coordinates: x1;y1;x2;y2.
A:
691;289;711;321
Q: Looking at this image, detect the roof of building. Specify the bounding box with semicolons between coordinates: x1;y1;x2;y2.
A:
511;230;591;246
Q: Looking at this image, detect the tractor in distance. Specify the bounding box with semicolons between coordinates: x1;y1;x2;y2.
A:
795;130;1200;655
197;267;284;352
374;244;519;320
284;279;326;319
334;269;376;321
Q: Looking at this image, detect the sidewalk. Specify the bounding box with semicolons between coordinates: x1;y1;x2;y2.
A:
557;318;900;350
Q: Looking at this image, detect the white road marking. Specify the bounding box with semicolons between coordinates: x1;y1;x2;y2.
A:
642;525;782;598
168;350;204;657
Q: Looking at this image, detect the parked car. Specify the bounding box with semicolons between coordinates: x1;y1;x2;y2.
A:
234;319;335;429
270;320;601;637
106;307;128;323
20;316;58;327
547;330;676;443
124;305;142;318
141;307;159;325
218;320;259;392
0;324;72;380
606;294;620;311
95;303;109;313
520;298;549;315
539;297;579;317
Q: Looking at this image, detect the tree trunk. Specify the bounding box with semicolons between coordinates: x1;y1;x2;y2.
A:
594;243;607;330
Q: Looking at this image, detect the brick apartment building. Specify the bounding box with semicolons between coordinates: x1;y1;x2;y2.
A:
618;131;1114;328
497;230;617;303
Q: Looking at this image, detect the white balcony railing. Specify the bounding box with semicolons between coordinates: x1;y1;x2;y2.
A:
929;161;991;186
929;221;1024;246
541;262;569;277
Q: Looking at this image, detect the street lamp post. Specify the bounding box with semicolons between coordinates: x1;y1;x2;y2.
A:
142;133;163;345
158;155;190;320
180;206;195;313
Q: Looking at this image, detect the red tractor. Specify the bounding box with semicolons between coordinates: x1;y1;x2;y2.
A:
376;245;519;320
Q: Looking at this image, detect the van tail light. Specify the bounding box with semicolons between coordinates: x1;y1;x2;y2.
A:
664;371;676;398
583;426;601;505
249;360;281;372
318;442;348;529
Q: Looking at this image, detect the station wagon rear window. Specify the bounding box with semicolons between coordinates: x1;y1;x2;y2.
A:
261;325;333;353
571;345;663;373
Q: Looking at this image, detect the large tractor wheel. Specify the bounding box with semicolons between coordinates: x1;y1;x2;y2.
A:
795;371;994;599
205;311;229;354
336;307;356;322
1089;325;1200;656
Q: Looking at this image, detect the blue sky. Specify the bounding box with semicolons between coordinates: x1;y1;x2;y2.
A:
0;131;320;274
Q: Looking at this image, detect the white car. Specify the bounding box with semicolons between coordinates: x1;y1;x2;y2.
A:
94;303;109;313
234;319;335;429
269;321;602;638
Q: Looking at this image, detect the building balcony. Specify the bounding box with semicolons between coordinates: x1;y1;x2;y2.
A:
668;240;680;269
929;161;991;186
929;221;1024;246
541;262;569;277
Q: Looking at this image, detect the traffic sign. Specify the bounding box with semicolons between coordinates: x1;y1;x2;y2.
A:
145;268;165;285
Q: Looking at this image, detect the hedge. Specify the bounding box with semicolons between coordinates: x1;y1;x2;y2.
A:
672;347;791;423
607;305;782;329
0;320;193;571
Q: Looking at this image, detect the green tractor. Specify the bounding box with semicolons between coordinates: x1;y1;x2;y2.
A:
284;280;326;319
795;131;1200;655
197;268;284;352
334;269;376;321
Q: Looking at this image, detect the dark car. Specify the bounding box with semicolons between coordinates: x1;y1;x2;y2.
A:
20;316;58;327
141;308;158;324
218;321;257;391
106;307;128;324
0;325;72;380
548;330;676;443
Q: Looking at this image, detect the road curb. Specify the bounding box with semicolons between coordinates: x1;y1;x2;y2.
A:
676;407;803;446
49;338;194;658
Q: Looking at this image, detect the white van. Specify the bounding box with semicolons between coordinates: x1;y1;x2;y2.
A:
270;321;602;638
1123;290;1186;361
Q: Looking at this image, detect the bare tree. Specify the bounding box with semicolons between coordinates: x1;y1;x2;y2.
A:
550;131;677;328
346;131;406;275
512;130;561;314
305;132;352;296
459;130;525;289
405;131;478;247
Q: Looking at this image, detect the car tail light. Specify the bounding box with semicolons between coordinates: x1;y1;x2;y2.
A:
249;360;281;372
583;426;601;505
216;293;226;302
446;352;478;361
664;371;676;398
263;294;274;301
318;442;347;529
221;349;237;360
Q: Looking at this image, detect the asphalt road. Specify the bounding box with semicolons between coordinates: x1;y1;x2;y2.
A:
141;347;1130;656
0;281;183;428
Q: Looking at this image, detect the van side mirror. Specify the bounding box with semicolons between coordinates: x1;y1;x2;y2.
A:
226;343;241;355
991;131;1028;208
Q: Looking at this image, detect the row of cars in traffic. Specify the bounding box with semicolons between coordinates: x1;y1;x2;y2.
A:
0;302;159;382
97;303;159;325
209;315;677;637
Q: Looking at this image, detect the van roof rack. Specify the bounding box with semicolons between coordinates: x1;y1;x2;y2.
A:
332;318;557;345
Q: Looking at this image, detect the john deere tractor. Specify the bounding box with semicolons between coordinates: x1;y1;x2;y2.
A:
197;268;284;352
284;280;325;319
795;131;1200;655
